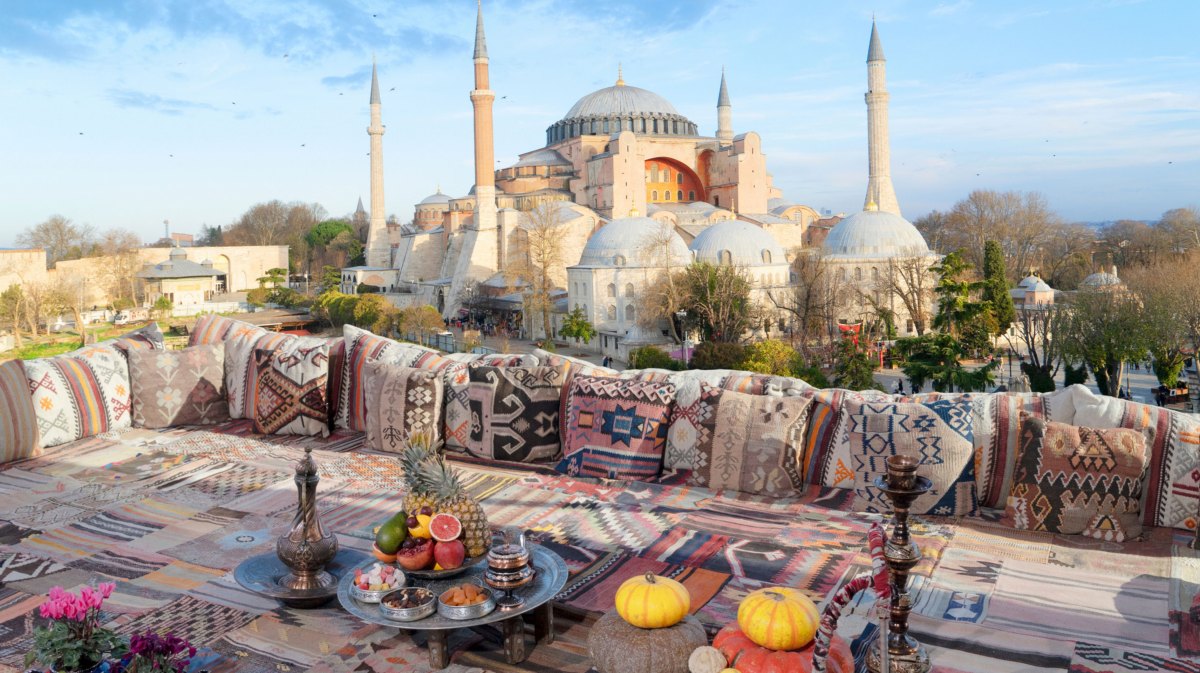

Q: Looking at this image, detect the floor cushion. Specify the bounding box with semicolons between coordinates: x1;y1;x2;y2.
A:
98;322;165;354
337;325;440;431
799;388;890;491
557;375;676;480
0;359;40;461
363;362;443;453
25;344;132;448
188;314;263;347
442;354;541;453
129;344;230;428
463;365;567;462
252;337;331;437
224;331;293;419
846;397;978;517
1002;414;1148;541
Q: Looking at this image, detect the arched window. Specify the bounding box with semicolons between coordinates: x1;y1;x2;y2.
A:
651;166;659;181
837;268;846;281
688;190;695;201
871;267;879;280
607;305;616;321
663;168;672;181
719;250;732;265
607;283;615;297
626;304;636;321
614;255;626;266
664;191;672;201
677;173;684;185
762;249;772;264
625;283;635;297
677;190;684;201
651;190;658;201
855;267;863;281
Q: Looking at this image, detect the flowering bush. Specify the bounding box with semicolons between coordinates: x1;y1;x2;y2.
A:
26;584;126;672
122;632;196;673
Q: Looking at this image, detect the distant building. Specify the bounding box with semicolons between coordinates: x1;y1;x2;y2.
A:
136;248;225;307
170;232;194;247
1010;273;1056;308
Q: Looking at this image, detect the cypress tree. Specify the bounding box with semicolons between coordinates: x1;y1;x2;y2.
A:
982;240;1016;336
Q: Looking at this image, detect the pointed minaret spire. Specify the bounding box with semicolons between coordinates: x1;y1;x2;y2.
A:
370;57;381;104
863;20;900;216
716;67;733;144
365;60;389;268
473;0;488;60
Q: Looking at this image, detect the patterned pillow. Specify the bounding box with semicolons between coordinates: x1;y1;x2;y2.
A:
337;325;440;431
721;372;813;397
799;388;891;490
660;370;732;471
224;331;292;419
532;349;617;378
441;353;542;453
1002;415;1148;541
25;344;132;448
188;314;263;347
98;323;166;354
846;397;978;517
129;344;230;428
671;382;812;496
363;362;443;453
252;337;331;437
0;359;40;462
556;375;676;481
464;365;567;463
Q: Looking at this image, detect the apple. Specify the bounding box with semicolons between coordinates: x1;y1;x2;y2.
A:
433;539;466;570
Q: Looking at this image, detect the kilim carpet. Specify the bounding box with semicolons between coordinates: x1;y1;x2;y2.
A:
0;424;1197;672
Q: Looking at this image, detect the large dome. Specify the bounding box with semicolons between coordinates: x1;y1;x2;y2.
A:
546;80;698;145
690;220;787;267
575;216;691;268
823;209;931;259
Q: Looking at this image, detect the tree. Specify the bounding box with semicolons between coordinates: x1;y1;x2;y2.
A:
18;216;95;267
351;294;389;331
740;339;802;377
894;332;997;393
1160;207;1200;252
1039;223;1095;290
1010;303;1068;392
507;204;567;341
152;295;173;321
637;221;692;344
0;285;26;349
677;262;756;343
400;305;445;344
319;266;343;295
930;252;987;338
329;230;364;268
559;306;596;344
223;200;327;272
257;268;288;289
876;251;936;336
629;346;682;370
1059;289;1149;397
196;224;224;247
93;228;144;307
690;341;745;370
936;190;1062;279
833;338;880;391
770;250;844;358
982;240;1016;337
1124;261;1192;388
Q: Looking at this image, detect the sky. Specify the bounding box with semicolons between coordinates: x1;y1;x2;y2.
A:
1;0;1198;247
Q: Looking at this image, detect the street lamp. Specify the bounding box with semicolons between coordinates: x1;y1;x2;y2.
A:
676;309;691;368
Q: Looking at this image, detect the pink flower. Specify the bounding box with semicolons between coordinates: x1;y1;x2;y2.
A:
99;582;115;599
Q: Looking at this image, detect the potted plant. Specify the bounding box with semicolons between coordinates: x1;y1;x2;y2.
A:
120;632;196;673
25;584;126;673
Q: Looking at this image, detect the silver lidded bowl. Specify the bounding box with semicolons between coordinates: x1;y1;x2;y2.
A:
437;583;496;620
379;587;436;621
348;568;406;604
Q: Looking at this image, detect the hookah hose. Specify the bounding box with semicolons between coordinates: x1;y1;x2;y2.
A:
812;522;890;672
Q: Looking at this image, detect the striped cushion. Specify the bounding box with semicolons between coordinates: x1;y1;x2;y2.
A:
0;359;40;462
225;331;291;419
337;325;439;431
25;344;132;448
97;323;166;353
189;314;264;346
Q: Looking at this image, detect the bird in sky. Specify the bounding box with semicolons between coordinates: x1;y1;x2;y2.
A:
301;144;306;147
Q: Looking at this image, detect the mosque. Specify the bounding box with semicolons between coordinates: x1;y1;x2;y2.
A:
341;5;934;359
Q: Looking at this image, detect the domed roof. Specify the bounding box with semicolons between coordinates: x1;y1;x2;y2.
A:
690;220;787;267
1082;268;1122;289
418;190;451;207
510;148;571;169
564;84;681;121
1018;274;1052;292
823;208;930;259
576;216;691;268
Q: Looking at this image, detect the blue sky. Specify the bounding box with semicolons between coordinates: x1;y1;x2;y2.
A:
1;0;1197;247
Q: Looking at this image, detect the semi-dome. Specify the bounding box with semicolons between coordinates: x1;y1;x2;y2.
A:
510;148;571;169
546;77;698;145
690;220;787;267
823;208;931;259
576;216;690;268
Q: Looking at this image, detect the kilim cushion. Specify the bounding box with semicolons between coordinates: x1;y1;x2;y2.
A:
336;325;440;431
721;372;813;397
846;397;978;517
532;348;618;378
363;362;443;453
661;370;735;471
98;322;166;354
670;382;812;496
188;314;264;347
224;331;292;419
0;359;40;461
441;353;541;454
25;344;132;448
556;375;676;480
129;344;230;428
463;365;568;463
800;388;890;491
252;337;331;437
1002;414;1148;541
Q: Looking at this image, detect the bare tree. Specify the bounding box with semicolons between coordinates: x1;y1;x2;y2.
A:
636;221;690;343
1038;222;1095;290
17;215;95;267
1160;207;1200;252
0;285;25;349
94;228;144;306
506;203;566;341
935;190;1061;280
1008;303;1067;391
769;249;843;358
879;250;936;335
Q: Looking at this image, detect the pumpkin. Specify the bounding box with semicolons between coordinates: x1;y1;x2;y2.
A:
589;610;708;673
711;624;852;673
688;646;727;673
615;572;691;629
719;670;739;673
737;587;819;651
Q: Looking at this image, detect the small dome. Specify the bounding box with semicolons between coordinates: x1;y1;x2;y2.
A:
169;247;187;261
510;148;571;169
1018;275;1052;292
823;209;930;259
418;191;451;207
689;220;786;267
1082;270;1121;289
576;216;690;267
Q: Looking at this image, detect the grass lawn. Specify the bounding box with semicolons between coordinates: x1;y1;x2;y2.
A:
2;321;157;360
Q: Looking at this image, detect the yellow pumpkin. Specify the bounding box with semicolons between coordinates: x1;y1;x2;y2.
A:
736;587;819;651
614;572;691;629
719;669;739;673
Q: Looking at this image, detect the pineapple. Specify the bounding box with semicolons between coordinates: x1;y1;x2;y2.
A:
398;433;491;557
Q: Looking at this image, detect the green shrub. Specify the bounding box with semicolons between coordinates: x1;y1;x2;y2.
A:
629;346;683;370
690;341;745;370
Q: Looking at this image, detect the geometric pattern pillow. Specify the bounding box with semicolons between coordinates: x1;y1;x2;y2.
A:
128;344;230;428
252;338;331;437
188;314;264;347
363;362;443;453
464;365;566;463
1002;415;1147;541
676;382;812;496
973;393;1050;509
225;331;291;419
0;359;41;462
24;344;133;448
336;325;440;431
442;354;540;453
556;375;676;481
720;372;812;397
99;323;166;354
846;398;978;517
800;388;891;491
661;370;736;471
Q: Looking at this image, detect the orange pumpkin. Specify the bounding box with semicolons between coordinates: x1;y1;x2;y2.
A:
737;587;819;650
711;623;851;673
614;572;691;629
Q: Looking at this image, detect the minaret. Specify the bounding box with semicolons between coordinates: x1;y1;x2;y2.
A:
470;0;497;233
365;60;390;268
864;20;901;217
716;68;733;145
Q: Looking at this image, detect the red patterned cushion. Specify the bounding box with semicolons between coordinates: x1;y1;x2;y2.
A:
252;338;331;437
556;375;676;480
188;314;263;346
1002;415;1147;541
25;344;132;448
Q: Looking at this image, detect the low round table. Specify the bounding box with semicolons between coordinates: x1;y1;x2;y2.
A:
337;544;569;669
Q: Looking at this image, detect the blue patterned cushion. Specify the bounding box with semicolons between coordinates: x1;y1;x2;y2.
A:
557;375;676;480
846;398;978;517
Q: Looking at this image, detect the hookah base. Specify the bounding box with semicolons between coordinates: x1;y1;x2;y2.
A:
867;641;931;673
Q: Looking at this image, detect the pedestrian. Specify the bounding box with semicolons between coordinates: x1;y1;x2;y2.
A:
893;379;905;395
601;355;612;368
